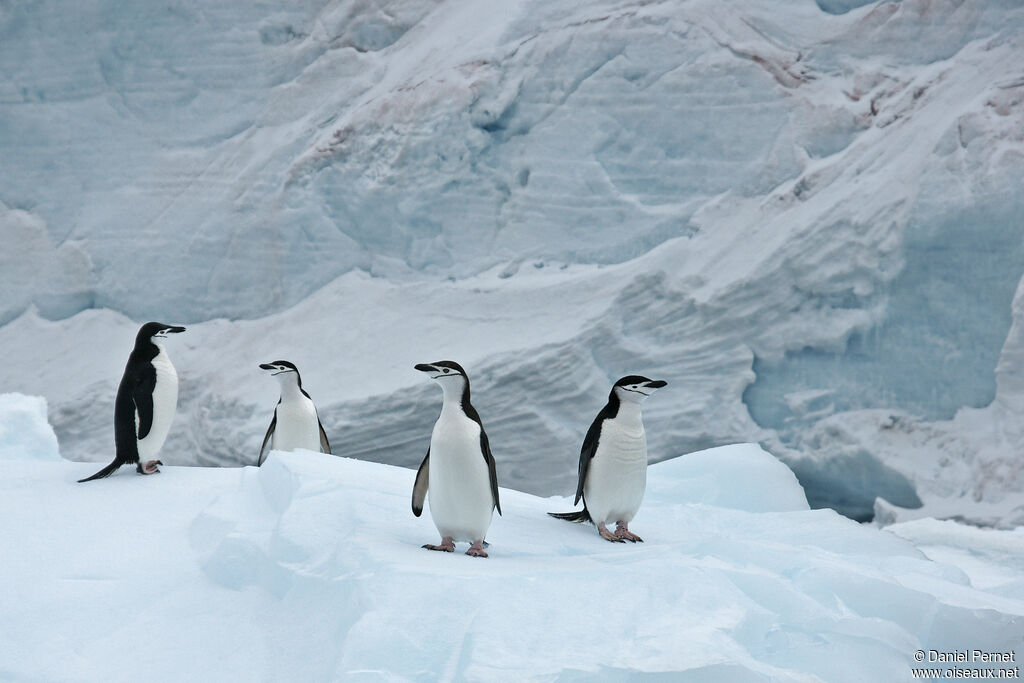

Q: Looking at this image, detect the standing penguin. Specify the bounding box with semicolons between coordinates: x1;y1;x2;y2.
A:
257;360;332;466
411;361;501;557
548;375;667;542
78;322;186;483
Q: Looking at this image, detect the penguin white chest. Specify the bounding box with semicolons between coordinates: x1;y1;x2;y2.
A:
137;349;179;461
272;398;321;453
427;410;493;542
584;417;648;525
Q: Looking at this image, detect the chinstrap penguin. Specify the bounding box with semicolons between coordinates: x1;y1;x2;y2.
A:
78;322;186;483
257;360;332;466
411;361;501;557
548;375;667;542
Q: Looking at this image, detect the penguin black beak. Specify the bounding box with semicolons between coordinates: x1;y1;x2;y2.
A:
414;363;436;373
167;326;186;334
645;380;668;389
259;363;276;371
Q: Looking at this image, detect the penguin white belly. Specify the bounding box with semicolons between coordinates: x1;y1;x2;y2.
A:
137;350;179;461
427;413;493;543
271;400;321;452
584;420;647;525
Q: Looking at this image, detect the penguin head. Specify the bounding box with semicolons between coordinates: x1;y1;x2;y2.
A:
260;360;303;384
138;322;186;346
415;361;471;404
414;361;468;385
612;375;667;403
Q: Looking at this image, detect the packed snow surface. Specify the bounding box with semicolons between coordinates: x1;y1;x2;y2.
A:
0;400;1020;682
2;0;1024;525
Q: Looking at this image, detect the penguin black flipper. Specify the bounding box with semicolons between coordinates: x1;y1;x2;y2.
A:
79;354;146;483
574;401;616;505
133;363;157;440
257;407;277;467
549;389;618;518
462;401;501;516
77;458;125;483
412;448;430;517
317;417;332;455
480;430;501;516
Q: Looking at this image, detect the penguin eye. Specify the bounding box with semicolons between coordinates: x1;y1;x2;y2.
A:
443;368;450;373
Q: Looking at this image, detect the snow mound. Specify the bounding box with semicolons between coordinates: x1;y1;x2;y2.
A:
0;437;1020;681
648;443;809;513
0;393;60;461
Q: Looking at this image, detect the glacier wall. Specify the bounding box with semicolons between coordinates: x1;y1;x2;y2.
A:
2;0;1023;525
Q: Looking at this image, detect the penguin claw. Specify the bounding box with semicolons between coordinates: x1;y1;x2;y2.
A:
466;542;489;558
422;537;456;552
598;526;625;543
422;543;454;552
614;524;643;543
137;460;162;475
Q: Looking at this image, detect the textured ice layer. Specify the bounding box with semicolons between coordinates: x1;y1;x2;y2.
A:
0;437;1021;681
2;0;1024;525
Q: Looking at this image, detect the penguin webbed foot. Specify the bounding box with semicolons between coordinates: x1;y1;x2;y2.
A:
422;537;455;553
136;460;163;475
598;523;626;543
466;541;489;558
614;522;643;543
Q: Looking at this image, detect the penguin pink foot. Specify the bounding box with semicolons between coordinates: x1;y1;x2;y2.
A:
466;541;488;558
423;537;456;552
615;522;643;543
598;522;626;543
137;459;163;475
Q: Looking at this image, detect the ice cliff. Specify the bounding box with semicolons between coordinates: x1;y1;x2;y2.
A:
1;0;1023;525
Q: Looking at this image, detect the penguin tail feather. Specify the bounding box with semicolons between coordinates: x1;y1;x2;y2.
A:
547;509;592;524
77;460;122;483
